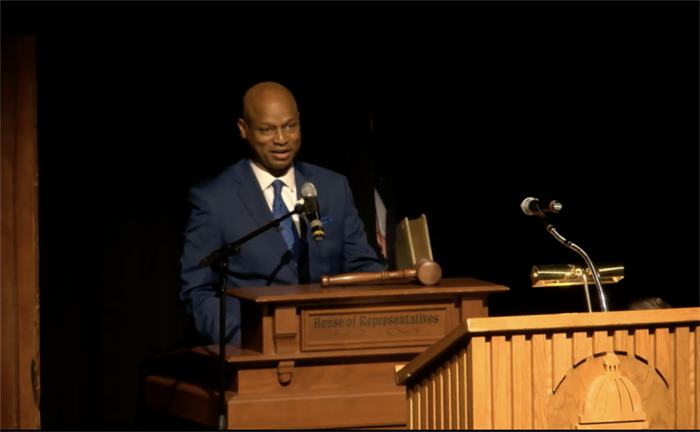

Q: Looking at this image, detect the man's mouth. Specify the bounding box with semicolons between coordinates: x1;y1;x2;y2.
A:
271;149;291;160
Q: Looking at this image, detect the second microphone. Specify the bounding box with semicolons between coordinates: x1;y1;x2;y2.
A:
301;182;325;242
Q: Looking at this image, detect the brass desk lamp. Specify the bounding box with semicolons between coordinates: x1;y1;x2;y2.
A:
531;263;624;312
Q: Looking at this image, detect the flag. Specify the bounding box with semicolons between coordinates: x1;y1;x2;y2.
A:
374;188;388;259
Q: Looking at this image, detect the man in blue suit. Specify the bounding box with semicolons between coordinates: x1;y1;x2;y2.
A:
180;81;386;345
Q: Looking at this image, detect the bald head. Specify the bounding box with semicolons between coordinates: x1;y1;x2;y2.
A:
242;81;298;124
237;81;302;177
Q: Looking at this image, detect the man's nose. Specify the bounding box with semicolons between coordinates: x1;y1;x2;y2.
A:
273;127;288;144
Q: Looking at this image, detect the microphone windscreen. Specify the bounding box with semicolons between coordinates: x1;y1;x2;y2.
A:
520;197;537;215
301;182;317;198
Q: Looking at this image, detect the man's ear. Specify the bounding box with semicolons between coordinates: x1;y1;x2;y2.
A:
237;118;248;139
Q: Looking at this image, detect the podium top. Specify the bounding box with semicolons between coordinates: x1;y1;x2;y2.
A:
395;306;700;386
226;277;508;304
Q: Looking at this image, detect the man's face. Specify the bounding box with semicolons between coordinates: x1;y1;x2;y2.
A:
237;95;301;177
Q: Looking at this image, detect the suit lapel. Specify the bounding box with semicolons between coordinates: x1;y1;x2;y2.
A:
294;163;309;209
234;160;298;276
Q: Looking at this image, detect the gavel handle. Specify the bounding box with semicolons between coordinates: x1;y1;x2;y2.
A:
321;269;418;287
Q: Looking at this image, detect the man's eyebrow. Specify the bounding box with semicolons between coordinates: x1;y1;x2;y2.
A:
257;118;297;127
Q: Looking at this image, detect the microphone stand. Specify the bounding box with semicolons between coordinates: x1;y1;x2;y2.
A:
539;217;609;312
199;203;306;430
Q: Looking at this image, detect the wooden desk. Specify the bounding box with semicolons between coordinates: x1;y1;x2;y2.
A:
144;277;508;429
395;307;700;429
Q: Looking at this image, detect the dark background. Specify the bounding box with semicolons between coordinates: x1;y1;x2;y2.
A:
31;10;698;431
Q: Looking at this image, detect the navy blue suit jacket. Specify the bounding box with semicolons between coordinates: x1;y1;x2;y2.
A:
180;158;386;345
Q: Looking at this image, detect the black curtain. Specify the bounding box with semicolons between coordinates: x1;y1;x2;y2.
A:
37;19;698;431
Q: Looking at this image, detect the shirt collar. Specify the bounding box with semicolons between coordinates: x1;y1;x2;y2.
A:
249;159;296;193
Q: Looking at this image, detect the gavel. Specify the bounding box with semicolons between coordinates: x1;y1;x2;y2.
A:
320;258;442;288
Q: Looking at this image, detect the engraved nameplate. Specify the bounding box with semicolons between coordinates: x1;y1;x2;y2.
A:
301;303;454;352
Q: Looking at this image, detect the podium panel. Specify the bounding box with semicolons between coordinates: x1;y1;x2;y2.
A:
395;307;700;430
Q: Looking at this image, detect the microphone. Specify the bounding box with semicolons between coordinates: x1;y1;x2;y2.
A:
301;182;325;242
521;197;563;217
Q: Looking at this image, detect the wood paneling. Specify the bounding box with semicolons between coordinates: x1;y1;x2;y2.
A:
0;34;40;430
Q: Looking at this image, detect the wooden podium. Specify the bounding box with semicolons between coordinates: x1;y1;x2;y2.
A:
144;277;508;430
395;307;700;429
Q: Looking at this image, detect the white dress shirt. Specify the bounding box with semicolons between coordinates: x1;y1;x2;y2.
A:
249;159;301;235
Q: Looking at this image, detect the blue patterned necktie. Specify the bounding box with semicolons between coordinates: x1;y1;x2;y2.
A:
271;180;300;261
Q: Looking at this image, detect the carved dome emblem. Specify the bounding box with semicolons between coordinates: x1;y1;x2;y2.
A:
576;352;649;429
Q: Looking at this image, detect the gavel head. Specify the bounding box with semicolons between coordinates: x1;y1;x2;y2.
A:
414;258;442;285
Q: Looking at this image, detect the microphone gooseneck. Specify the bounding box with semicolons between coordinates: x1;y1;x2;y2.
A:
521;197;608;312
